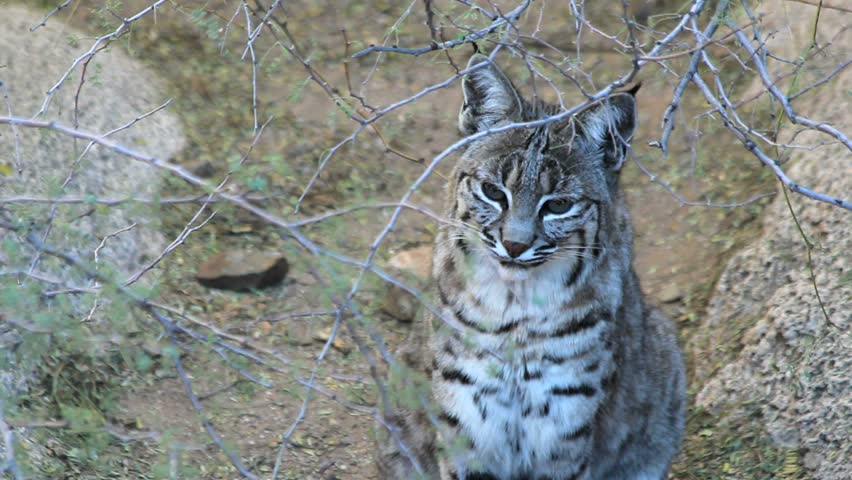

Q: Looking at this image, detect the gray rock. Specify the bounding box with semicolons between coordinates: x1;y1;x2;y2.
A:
692;3;851;478
196;250;289;291
0;7;185;321
0;5;185;276
0;4;185;470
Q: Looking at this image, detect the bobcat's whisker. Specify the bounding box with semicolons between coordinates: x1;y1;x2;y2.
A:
438;222;480;234
547;252;598;262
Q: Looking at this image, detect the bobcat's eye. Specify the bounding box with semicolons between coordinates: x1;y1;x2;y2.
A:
481;183;507;203
543;198;572;215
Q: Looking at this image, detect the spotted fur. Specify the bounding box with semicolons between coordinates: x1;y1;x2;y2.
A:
377;54;685;480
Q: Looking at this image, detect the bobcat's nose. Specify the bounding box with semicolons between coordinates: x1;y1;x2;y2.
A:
502;240;531;258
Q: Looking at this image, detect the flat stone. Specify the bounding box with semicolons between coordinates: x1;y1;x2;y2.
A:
196;250;288;291
381;285;421;322
658;284;683;304
284;322;314;346
388;245;433;280
183;159;216;178
381;245;433;322
313;326;352;354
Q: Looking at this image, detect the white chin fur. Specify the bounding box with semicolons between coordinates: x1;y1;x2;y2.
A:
496;264;531;282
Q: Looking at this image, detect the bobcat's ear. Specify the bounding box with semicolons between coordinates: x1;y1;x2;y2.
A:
459;54;523;136
578;93;637;172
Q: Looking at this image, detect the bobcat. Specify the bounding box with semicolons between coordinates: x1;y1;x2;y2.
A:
376;54;686;480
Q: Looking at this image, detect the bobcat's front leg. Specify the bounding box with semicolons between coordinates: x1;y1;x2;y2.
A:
375;313;441;479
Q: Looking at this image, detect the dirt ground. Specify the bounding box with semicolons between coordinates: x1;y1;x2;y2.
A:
8;1;783;479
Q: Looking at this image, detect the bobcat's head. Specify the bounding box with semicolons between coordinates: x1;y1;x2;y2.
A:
450;54;636;270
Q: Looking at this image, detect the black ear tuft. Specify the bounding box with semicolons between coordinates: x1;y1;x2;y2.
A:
458;54;524;136
577;93;637;172
625;82;642;97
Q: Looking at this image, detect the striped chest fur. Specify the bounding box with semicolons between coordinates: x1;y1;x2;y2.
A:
433;245;622;479
415;54;686;480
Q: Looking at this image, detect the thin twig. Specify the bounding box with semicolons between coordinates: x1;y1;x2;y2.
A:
0;82;21;174
37;0;169;116
732;27;851;151
30;0;74;32
351;0;533;58
786;0;852;14
780;185;839;329
653;0;727;156
631;153;775;208
162;320;259;480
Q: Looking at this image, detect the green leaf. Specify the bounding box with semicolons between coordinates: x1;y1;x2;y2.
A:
246;175;268;191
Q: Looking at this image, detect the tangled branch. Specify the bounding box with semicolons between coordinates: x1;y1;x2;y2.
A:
1;0;849;478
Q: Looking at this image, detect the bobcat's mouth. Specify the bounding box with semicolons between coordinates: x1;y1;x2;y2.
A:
477;230;551;268
498;257;547;269
493;248;551;269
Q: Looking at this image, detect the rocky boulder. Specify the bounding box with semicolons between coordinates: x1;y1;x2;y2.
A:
0;4;185;468
0;4;185;275
689;3;850;478
381;245;433;322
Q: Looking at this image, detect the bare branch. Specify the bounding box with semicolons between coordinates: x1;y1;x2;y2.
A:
161;317;259;480
0;81;21;174
653;0;728;156
689;74;851;209
30;0;74;32
786;0;852;13
37;0;168;117
731;28;851;151
4;2;851;477
351;0;533;58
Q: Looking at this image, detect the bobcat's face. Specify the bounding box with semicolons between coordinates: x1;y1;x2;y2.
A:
451;54;636;269
456;130;605;268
